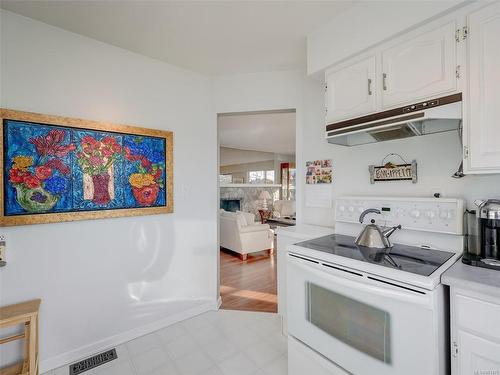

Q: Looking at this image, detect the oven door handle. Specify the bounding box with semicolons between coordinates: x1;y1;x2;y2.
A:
288;254;430;306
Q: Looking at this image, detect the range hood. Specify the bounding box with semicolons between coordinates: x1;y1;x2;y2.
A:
326;93;462;147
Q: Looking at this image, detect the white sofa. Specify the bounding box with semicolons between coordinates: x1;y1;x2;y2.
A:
273;200;296;218
220;210;274;260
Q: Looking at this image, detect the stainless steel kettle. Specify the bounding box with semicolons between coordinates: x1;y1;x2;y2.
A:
355;208;402;249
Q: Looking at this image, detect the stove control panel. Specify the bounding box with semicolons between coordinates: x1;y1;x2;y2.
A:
336;197;464;235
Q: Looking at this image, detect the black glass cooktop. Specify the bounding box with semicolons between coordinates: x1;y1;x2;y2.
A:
295;234;455;277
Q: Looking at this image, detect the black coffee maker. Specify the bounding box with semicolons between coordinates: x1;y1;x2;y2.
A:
463;199;500;270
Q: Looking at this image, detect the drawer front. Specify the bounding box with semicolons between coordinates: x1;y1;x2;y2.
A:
455;293;500;339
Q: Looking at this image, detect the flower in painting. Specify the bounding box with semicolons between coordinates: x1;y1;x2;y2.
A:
24;175;41;189
35;165;53;180
141;158;152;169
44;176;68;195
89;155;104;167
30;191;48;203
9;168;30;184
129;173;155;188
12;156;33;170
76;135;122;177
29;129;76;157
44;158;71;175
81;135;100;154
149;150;163;163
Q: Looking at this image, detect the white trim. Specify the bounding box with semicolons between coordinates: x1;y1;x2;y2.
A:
40;299;218;373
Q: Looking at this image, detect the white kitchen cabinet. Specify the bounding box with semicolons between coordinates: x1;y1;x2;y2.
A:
457;330;500;375
325;56;377;123
464;2;500;173
450;289;500;375
380;21;457;108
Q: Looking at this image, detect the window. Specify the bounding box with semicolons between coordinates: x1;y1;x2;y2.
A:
248;170;275;184
281;163;296;200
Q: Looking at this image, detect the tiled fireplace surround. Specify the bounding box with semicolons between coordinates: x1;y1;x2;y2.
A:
220;187;280;217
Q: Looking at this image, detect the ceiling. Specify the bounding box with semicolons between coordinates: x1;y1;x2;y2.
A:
0;0;355;75
218;111;295;154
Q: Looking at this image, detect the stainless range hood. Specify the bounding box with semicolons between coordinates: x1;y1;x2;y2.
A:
326;93;462;146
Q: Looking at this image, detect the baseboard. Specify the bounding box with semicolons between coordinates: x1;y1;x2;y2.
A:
217;295;222;309
40;298;218;373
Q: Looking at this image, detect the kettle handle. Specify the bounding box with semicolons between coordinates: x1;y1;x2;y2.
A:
474;199;486;208
359;208;381;223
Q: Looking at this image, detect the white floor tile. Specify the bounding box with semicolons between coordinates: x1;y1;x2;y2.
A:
94;360;136;375
173;351;215;375
218;353;259;375
46;310;288;375
130;347;170;375
262;334;287;355
227;326;262;351
261;355;287;375
127;333;163;357
163;333;199;360
202;337;239;363
189;324;225;347
203;366;225;375
243;341;282;368
144;365;180;375
157;323;188;345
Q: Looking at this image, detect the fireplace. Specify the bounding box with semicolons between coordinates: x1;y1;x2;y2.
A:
220;198;242;212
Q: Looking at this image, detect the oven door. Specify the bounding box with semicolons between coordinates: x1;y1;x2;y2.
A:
287;252;445;375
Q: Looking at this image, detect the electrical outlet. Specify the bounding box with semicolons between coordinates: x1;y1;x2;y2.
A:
0;240;5;267
0;234;5;242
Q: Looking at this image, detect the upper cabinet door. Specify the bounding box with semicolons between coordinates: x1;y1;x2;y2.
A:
466;2;500;172
325;56;377;123
381;22;457;108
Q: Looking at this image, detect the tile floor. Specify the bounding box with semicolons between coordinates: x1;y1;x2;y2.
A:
44;309;287;375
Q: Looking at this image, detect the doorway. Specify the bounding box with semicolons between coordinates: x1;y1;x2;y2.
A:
217;109;296;313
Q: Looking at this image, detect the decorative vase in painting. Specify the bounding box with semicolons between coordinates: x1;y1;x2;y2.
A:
15;185;58;213
132;184;160;206
83;165;115;206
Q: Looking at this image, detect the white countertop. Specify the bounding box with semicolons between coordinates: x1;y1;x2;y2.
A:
275;223;334;241
442;259;500;298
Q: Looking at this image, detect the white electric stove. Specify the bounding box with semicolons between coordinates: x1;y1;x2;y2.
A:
287;196;464;375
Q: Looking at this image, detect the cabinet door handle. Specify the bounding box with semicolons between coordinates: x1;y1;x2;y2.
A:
368;78;372;95
383;73;388;91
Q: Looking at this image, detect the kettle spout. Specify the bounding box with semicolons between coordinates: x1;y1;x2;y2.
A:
383;225;402;239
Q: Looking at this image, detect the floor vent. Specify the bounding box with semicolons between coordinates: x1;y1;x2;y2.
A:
69;348;117;375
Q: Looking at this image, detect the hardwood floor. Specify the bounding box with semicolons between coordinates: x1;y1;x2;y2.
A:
219;248;277;313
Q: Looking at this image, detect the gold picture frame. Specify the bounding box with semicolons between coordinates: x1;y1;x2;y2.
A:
0;108;173;226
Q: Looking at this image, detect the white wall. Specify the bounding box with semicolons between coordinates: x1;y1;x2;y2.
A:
0;10;217;372
299;58;500;228
213;69;304;216
213;67;500;230
219;147;275;166
307;1;466;75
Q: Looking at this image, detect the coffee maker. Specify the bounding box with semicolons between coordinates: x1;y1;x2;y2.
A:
463;199;500;270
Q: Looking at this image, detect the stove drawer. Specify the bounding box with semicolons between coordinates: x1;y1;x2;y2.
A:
455;293;500;340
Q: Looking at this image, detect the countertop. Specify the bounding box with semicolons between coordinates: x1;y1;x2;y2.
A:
442;259;500;298
275;223;334;241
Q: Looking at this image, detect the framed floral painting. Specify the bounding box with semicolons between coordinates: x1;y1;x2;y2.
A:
0;108;173;226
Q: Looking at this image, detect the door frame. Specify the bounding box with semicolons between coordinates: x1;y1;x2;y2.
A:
215;108;297;307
